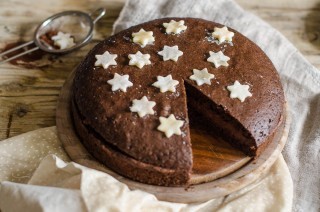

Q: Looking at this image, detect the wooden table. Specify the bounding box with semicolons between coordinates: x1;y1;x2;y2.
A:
0;0;319;140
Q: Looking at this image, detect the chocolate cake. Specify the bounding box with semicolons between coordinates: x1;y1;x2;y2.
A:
72;18;285;186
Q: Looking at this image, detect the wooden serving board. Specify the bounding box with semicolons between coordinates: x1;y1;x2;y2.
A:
56;70;290;203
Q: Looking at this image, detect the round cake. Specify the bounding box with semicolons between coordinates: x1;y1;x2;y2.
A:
71;18;285;186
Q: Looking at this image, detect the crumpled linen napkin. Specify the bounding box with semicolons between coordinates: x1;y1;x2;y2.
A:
114;0;320;211
0;127;293;211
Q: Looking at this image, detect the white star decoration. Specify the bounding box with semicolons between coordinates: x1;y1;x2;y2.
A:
212;26;234;43
51;31;75;49
158;45;183;62
152;75;179;93
130;96;156;117
207;51;230;68
128;51;151;69
132;29;155;47
107;73;133;92
157;114;184;138
95;51;118;69
189;68;215;86
163;20;187;34
227;80;252;102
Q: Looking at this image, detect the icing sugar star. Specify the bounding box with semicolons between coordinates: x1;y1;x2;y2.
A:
130;96;156;117
157;114;184;138
132;29;155;47
158;45;183;62
128;51;151;69
189;68;215;86
163;20;187;34
207;51;230;68
95;51;118;69
107;73;133;92
212;26;234;43
152;75;179;93
227;80;252;102
51;31;75;49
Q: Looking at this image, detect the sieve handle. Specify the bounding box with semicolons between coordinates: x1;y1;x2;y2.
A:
90;8;106;24
0;41;39;65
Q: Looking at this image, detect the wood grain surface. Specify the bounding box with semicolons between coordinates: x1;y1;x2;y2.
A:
56;70;291;203
0;0;319;140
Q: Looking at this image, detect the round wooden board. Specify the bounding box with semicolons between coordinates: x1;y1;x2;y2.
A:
56;70;291;203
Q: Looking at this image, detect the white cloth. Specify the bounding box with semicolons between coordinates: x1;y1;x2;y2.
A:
114;0;320;211
0;127;292;211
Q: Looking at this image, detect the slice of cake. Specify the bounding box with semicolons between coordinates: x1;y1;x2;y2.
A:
71;18;285;186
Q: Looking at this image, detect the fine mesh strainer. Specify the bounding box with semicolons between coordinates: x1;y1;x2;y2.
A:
0;8;106;64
